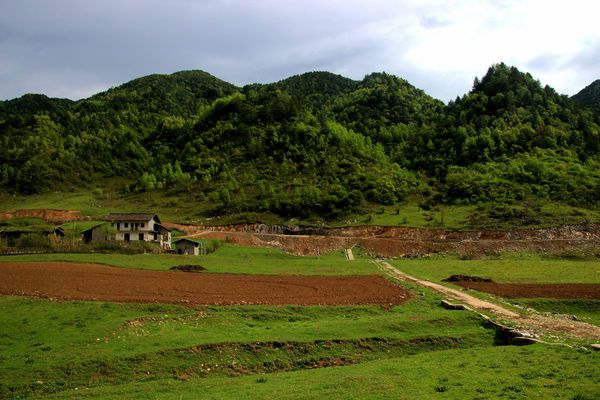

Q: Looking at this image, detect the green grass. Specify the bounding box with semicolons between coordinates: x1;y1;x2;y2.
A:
334;203;476;228
0;191;105;216
47;345;600;400
3;189;599;229
0;244;378;275
389;253;600;284
0;292;496;398
511;299;600;326
1;248;598;399
0;217;55;231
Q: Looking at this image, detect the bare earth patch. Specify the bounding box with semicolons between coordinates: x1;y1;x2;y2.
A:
0;262;409;306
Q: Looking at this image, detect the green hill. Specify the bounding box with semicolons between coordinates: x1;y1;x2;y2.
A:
1;64;599;223
572;79;600;115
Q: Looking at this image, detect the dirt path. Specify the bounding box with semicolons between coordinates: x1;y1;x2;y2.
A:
0;262;410;307
377;261;600;341
345;248;354;261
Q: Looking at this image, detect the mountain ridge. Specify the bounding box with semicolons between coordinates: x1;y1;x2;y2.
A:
1;63;599;222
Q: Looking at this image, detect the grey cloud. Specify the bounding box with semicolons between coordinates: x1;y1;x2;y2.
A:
1;1;599;102
567;41;600;71
526;54;562;71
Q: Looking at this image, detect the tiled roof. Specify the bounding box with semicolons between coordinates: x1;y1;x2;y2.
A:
174;238;204;244
105;213;159;222
156;223;172;232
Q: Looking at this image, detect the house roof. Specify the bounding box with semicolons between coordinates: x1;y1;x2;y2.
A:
105;213;160;222
174;238;204;246
81;224;106;234
155;223;172;232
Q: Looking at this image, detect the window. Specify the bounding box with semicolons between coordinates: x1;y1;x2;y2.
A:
117;223;120;230
141;223;145;228
139;233;144;241
124;223;129;228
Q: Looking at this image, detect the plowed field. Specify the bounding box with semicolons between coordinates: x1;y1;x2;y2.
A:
456;282;600;299
0;262;409;306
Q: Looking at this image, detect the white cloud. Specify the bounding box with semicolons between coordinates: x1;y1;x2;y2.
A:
0;0;599;101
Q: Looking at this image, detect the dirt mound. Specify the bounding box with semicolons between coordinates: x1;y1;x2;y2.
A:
443;275;495;283
0;209;81;223
0;262;410;306
456;282;600;299
169;265;206;272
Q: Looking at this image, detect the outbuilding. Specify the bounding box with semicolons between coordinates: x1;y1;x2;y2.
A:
174;238;205;256
81;224;109;244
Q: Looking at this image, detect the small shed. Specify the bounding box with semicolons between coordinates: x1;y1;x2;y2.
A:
82;224;109;244
174;238;205;256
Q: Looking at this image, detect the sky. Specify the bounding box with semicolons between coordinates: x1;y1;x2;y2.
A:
1;0;599;102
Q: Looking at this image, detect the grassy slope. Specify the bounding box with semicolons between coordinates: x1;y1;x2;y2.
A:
2;190;599;228
0;293;495;398
0;244;377;275
49;345;600;400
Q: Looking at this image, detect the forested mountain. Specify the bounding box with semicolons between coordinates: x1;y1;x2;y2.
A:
1;64;599;219
572;79;600;115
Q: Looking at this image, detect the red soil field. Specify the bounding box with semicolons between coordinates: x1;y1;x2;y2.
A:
0;262;410;306
456;282;600;299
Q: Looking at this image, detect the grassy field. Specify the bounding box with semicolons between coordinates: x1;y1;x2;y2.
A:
0;244;378;275
389;253;600;284
0;292;491;398
1;293;598;399
48;345;600;400
2;293;598;399
2;189;599;228
1;242;599;397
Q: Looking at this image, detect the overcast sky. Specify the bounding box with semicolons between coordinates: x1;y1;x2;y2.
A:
1;0;599;102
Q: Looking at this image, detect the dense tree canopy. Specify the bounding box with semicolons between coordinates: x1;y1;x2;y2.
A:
572;79;600;115
1;65;599;217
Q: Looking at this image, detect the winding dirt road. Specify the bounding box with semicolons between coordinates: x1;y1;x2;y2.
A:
377;261;600;341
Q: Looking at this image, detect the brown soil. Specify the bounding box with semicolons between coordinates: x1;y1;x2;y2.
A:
0;209;81;223
456;282;600;299
0;262;409;306
165;222;600;257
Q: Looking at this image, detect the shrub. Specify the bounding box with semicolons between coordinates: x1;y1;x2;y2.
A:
17;233;52;248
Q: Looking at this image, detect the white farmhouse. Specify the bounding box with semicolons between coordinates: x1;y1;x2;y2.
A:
104;213;172;249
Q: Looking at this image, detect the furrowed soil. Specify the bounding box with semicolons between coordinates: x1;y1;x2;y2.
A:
456;282;600;299
0;262;409;306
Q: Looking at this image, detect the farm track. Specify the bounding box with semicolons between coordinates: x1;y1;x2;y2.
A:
377;261;600;341
0;262;410;306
